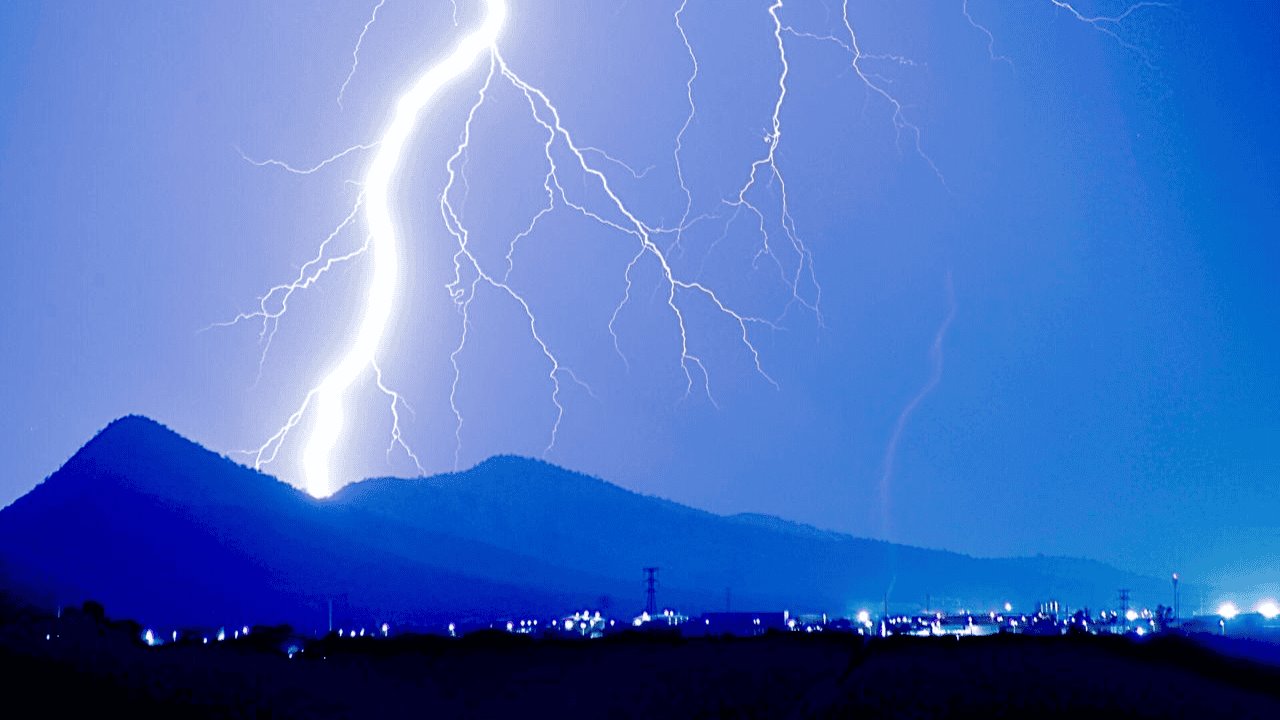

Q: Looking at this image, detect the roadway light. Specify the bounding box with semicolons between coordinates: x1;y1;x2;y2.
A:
1217;602;1239;620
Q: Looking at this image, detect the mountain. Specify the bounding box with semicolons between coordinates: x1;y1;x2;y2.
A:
0;416;1166;631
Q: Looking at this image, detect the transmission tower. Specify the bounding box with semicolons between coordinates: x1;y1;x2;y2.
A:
643;567;659;615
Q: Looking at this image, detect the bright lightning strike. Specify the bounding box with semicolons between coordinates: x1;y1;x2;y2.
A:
232;0;509;497
291;0;508;497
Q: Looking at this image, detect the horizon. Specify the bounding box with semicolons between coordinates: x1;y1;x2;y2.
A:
1;412;1240;582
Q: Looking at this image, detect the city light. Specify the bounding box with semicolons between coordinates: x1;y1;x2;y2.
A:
1124;609;1138;622
856;610;871;626
1217;602;1239;620
1256;601;1279;620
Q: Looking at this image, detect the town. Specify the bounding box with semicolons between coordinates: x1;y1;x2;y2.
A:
41;580;1280;655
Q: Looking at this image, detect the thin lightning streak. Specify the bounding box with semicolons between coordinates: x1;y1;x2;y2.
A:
783;4;942;184
877;272;957;541
670;0;697;256
373;358;424;474
439;52;595;466
500;53;780;403
783;24;926;70
721;1;822;325
337;0;387;109
1048;0;1169;66
236;143;379;175
961;1;1167;69
961;0;1014;67
207;198;367;377
839;0;946;187
580;146;656;181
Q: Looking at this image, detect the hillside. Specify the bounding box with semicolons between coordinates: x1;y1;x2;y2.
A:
0;416;1166;630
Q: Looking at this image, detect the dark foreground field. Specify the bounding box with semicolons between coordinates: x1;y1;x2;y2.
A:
5;613;1280;718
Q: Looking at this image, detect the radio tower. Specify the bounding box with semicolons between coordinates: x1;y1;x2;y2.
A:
643;567;659;615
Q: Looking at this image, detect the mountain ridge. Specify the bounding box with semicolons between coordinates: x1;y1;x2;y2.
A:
0;415;1170;630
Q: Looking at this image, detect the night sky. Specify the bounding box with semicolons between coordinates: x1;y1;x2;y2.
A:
1;1;1276;593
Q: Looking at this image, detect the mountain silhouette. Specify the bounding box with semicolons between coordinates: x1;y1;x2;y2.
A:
0;416;1165;631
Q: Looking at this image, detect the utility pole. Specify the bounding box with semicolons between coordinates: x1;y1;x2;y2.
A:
1118;589;1131;618
643;567;659;615
328;598;333;634
1171;573;1180;621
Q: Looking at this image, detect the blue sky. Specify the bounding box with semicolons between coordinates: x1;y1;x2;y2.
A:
1;1;1276;594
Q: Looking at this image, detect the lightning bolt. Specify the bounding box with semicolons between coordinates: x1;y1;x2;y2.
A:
217;0;1167;499
228;0;506;497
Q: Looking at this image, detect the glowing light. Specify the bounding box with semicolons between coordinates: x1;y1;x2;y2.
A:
297;0;507;498
1125;609;1138;622
1003;602;1012;612
856;610;871;626
1218;602;1239;620
1257;601;1279;620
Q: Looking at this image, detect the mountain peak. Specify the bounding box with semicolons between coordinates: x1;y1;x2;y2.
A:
91;413;179;443
26;415;299;512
